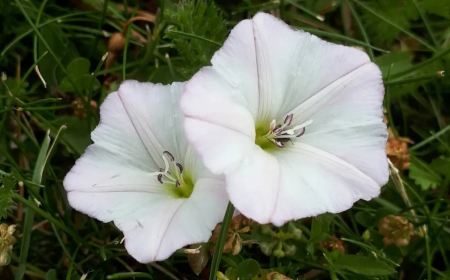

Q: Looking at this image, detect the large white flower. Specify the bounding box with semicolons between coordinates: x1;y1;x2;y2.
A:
64;81;228;262
181;13;389;226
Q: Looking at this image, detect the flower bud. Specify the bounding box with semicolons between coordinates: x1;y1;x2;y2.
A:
260;242;275;256
362;229;371;242
273;248;285;258
290;228;302;240
282;243;296;256
108;33;126;53
216;271;229;280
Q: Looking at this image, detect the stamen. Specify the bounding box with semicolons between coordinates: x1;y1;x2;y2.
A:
158;174;163;184
163;151;175;162
284;114;293;126
269;119;277;132
176;163;183;174
175;181;181;187
274;128;283;136
274;140;284;148
296;127;305;137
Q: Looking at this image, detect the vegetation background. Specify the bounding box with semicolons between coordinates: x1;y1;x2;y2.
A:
1;0;450;279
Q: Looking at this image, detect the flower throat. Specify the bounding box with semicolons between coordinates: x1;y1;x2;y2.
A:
255;114;312;150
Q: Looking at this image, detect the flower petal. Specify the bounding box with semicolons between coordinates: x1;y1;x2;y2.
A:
116;81;187;167
249;13;371;122
226;143;381;226
119;177;227;262
295;63;388;184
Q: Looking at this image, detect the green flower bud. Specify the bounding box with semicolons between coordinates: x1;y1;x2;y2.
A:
260;242;275;256
217;271;229;280
282;243;296;256
273;249;285;258
362;229;371;242
290;228;302;240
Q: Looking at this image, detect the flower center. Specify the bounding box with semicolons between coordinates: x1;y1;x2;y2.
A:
255;114;312;149
158;151;194;199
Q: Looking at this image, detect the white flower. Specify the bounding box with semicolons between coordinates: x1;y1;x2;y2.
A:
64;81;228;262
181;13;389;226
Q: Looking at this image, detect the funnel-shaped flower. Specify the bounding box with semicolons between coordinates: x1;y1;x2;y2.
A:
64;81;228;262
181;13;388;226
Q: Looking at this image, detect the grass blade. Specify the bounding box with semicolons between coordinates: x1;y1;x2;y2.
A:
209;202;235;280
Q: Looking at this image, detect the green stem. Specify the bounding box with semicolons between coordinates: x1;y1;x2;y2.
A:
343;0;374;61
209;203;235;280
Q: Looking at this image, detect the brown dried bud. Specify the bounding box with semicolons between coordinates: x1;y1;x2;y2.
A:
0;223;16;267
318;235;346;253
378;215;415;247
108;33;126;53
386;128;413;171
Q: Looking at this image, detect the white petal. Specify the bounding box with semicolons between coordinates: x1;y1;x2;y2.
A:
118;178;228;262
295;63;388;184
249;13;371;121
226;143;381;226
114;81;187;166
183;117;255;174
224;146;280;224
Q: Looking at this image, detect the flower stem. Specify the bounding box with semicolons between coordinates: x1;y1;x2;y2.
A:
209;202;235;280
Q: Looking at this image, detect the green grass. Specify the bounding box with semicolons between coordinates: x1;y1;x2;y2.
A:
1;0;450;279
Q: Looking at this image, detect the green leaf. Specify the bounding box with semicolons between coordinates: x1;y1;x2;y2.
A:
409;158;442;190
225;267;237;280
360;0;418;45
355;211;374;228
46;269;57;280
309;216;330;243
333;254;396;276
374;52;413;78
67;57;90;77
419;0;450;17
236;259;261;280
52;116;92;155
0;174;15;219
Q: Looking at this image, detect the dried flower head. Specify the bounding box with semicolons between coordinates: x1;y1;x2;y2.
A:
386;128;413;171
378;215;414;247
0;223;17;266
210;214;255;255
318;235;346;253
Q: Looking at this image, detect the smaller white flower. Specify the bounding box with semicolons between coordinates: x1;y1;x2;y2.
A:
181;13;389;226
64;81;228;262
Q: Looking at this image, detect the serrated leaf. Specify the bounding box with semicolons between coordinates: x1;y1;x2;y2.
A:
360;0;418;45
165;0;228;78
0;175;15;219
333;254;396;276
236;259;261;280
409;159;441;190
